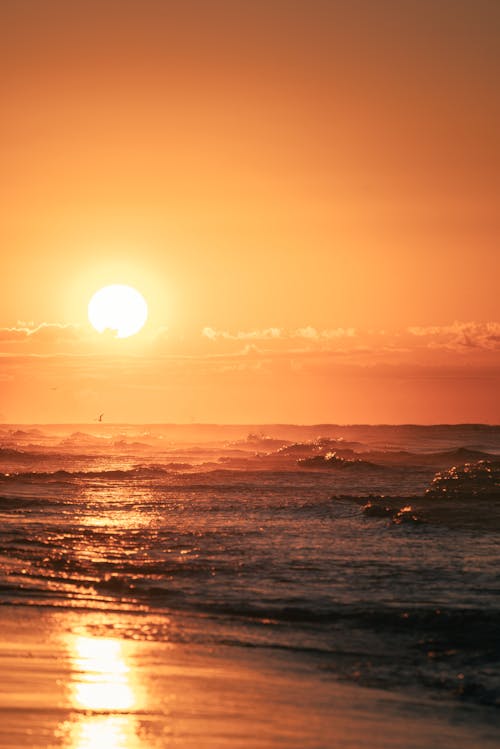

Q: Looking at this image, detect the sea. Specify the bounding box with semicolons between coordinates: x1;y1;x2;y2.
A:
1;423;499;724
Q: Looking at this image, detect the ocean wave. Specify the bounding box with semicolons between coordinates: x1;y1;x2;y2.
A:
273;438;361;457
0;494;75;509
217;444;497;471
58;433;154;450
298;451;380;470
228;433;292;450
0;463;192;482
195;600;500;635
57;431;111;446
425;459;500;498
352;461;500;528
1;428;45;438
0;447;58;461
332;446;496;468
0;446;105;464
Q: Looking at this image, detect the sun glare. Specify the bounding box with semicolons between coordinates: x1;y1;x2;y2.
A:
64;634;141;749
88;285;148;338
71;636;135;712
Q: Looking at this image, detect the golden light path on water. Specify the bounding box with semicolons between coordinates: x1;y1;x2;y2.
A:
72;637;134;711
64;635;143;749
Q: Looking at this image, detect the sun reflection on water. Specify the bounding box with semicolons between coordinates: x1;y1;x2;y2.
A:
69;715;139;749
72;637;135;711
64;634;143;749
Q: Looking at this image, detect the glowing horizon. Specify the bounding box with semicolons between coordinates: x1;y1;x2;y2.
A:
0;0;498;423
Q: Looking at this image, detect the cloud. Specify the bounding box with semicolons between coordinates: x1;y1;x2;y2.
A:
201;326;355;341
407;321;500;350
195;321;500;370
292;326;356;339
2;320;499;370
0;322;81;343
202;327;282;340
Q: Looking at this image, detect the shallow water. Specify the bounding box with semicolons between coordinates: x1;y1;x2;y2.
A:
1;423;499;720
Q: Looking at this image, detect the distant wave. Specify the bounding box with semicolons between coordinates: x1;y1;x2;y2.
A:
0;447;56;460
274;438;362;457
0;463;192;482
298;451;380;470
334;447;496;468
57;431;110;446
58;432;154;450
255;443;497;469
0;446;102;463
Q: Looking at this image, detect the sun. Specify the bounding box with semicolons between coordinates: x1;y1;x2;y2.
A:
88;285;148;338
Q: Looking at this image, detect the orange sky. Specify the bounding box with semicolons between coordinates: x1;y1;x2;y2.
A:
1;0;499;423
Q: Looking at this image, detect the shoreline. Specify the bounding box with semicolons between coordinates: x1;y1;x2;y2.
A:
0;605;498;749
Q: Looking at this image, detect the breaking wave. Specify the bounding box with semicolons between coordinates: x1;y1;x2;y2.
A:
425;459;500;498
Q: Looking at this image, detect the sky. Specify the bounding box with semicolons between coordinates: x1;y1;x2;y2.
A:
1;0;499;423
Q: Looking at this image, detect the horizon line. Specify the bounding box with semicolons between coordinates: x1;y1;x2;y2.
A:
2;421;499;428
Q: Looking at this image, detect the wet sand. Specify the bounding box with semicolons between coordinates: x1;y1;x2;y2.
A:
0;606;498;749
